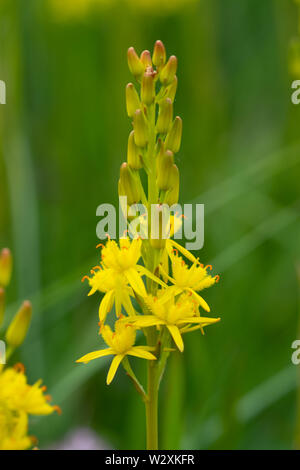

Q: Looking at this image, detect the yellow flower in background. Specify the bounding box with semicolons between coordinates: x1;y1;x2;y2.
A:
0;365;59;450
127;290;220;352
76;319;156;384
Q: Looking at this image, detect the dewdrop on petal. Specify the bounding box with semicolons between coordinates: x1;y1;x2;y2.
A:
165;116;182;154
127;131;143;170
141;72;155;106
6;300;32;348
156;98;173;134
128;47;144;80
160;55;177;86
118;162;141;206
126;83;141;118
152;40;166;68
133;109;149;148
0;248;12;288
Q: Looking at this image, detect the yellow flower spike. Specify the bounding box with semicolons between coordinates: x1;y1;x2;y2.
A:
133;109;149;148
152;40;166;68
165;116;182;154
0;248;12;288
126;83;141;118
127;290;220;352
0;287;5;327
127;130;143;170
76;320;156;385
6;300;32;348
160;55;178;86
127;47;144;80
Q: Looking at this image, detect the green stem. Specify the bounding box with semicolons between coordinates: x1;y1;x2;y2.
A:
146;360;159;450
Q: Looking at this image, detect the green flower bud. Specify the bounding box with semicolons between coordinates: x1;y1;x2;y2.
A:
157;150;174;191
119;162;141;206
150;205;167;250
0;248;12;287
140;50;152;68
127;47;144;80
166;76;178;103
133;109;148;148
152;40;166;68
6;300;32;348
165;116;182;153
164;165;179;206
127;131;143;170
126;83;141;118
160;55;177;86
141;72;155;106
156;98;173;134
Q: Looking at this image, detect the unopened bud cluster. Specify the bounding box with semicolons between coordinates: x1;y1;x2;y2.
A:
119;41;182;237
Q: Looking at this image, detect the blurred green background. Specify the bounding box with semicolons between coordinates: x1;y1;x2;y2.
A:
0;0;300;450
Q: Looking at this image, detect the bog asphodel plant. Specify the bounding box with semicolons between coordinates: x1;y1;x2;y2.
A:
0;248;60;450
77;41;220;449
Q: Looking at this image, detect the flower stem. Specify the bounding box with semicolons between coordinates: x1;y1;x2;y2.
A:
146;360;159;450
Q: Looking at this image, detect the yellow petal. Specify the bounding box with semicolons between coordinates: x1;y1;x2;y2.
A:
76;348;113;364
167;324;184;352
187;288;210;312
99;290;114;322
136;265;167;288
106;354;124;385
127;315;165;328
125;268;147;297
176;316;220;325
167;239;198;264
128;348;156;360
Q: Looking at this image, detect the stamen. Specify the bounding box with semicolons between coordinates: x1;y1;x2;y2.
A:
96;243;104;249
53;405;62;415
172;248;178;256
105;233;111;240
45;394;52;402
13;363;25;373
41;385;47;392
214;275;220;283
205;265;212;271
81;276;90;283
92;266;102;271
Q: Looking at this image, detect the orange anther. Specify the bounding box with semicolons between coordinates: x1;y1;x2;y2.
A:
45;394;52;402
105;233;111;240
41;385;47;392
92;266;101;271
53;405;62;415
214;275;220;283
13;363;25;373
205;265;212;271
96;243;105;249
81;276;89;283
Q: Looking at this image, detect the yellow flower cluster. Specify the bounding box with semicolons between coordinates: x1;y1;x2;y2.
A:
77;41;220;387
0;248;59;450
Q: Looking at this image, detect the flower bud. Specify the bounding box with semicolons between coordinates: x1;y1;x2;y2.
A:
156;98;173;134
141;72;155;106
0;288;5;328
133;109;148;148
127;47;144;80
164;165;179;206
165;116;182;153
140;50;152;68
0;248;12;287
6;300;32;348
157;150;174;191
166;76;178;103
160;55;177;86
119;163;141;206
127;131;143;170
150;205;167;250
152;40;166;68
126;83;140;118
